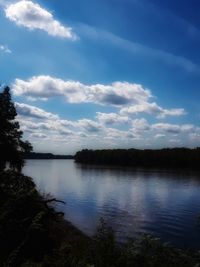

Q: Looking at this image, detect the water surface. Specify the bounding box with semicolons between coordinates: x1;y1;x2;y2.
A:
23;160;200;248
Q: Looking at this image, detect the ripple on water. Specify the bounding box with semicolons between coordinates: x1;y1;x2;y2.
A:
23;160;200;249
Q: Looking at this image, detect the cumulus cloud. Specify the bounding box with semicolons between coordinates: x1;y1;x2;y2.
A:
189;133;200;143
169;138;181;144
59;129;74;136
96;112;129;125
5;0;76;39
12;75;151;106
16;102;199;153
155;134;166;139
16;102;59;119
31;132;47;139
104;128;128;139
0;45;11;53
12;76;186;118
131;118;150;131
152;123;195;134
12;75;186;119
120;102;186;118
16;103;102;137
77;119;102;133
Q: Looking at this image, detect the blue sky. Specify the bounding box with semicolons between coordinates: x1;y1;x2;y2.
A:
1;0;200;154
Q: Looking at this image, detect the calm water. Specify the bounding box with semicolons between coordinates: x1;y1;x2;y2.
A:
23;160;200;249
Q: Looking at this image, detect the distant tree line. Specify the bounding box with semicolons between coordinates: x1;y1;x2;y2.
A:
75;148;200;169
24;152;74;160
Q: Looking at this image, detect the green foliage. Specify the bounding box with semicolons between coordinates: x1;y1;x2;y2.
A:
0;86;32;171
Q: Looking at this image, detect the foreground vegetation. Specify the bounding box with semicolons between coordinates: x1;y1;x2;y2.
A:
75;148;200;169
1;170;200;267
0;170;89;266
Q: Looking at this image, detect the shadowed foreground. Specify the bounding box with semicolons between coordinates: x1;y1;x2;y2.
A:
1;171;200;267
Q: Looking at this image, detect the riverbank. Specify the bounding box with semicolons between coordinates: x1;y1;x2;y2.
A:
1;170;200;267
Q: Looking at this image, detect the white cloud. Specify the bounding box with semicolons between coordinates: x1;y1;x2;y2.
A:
120;102;186;118
31;132;47;139
12;75;151;106
96;112;129;125
155;134;166;139
16;102;59;119
152;123;195;134
131;118;150;131
16;102;199;153
189;133;200;143
16;103;102;137
152;123;181;134
160;108;186;118
12;75;185;119
76;119;103;133
104;128;130;139
5;0;76;39
0;44;11;53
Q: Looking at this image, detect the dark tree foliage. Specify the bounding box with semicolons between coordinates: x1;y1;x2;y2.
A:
75;148;200;169
0;86;32;171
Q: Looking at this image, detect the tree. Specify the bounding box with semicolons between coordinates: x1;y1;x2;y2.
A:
0;86;32;171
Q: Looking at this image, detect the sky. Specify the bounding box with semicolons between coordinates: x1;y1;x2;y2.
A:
1;0;200;154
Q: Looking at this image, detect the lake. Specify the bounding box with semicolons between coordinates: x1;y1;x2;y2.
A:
23;159;200;249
